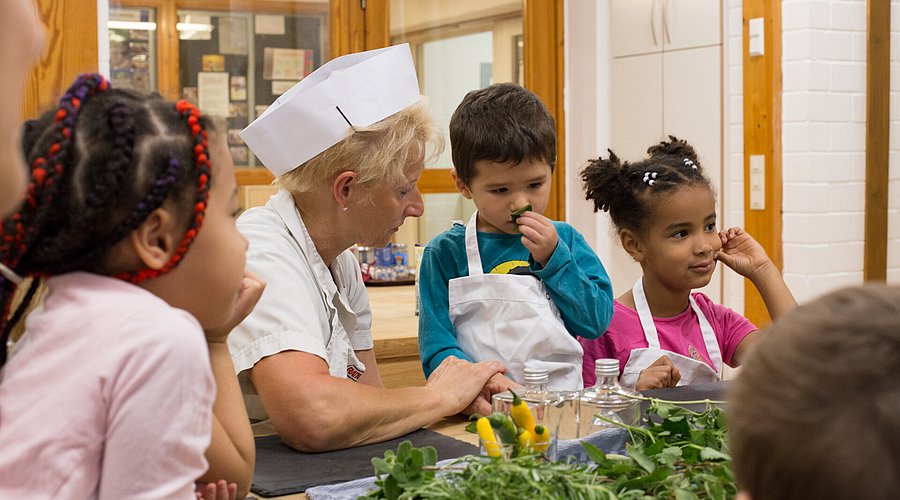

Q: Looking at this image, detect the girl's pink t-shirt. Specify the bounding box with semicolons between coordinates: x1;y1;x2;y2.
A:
0;272;214;499
580;292;757;386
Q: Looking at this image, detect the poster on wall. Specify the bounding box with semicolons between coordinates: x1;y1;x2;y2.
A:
230;76;247;101
262;48;313;81
197;72;229;117
201;54;225;72
219;16;249;55
255;14;285;35
271;80;297;96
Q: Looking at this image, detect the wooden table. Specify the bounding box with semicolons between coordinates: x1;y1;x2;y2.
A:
368;285;425;389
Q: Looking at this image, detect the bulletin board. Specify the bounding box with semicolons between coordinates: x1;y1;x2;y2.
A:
177;10;326;167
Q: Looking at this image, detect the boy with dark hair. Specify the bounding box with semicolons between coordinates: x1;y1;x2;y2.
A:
418;83;614;401
729;284;900;500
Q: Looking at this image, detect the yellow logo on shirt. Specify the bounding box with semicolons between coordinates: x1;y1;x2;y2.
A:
490;260;530;275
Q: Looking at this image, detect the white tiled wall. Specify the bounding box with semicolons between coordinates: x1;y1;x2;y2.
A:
723;0;746;313
780;0;868;302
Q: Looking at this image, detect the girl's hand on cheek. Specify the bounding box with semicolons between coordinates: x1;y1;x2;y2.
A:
204;270;266;343
517;212;558;267
714;227;773;279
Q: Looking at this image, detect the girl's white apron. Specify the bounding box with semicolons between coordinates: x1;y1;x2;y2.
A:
620;277;722;388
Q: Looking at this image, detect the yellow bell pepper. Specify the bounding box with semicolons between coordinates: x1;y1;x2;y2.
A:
517;429;534;452
533;425;551;452
509;390;536;435
476;416;501;457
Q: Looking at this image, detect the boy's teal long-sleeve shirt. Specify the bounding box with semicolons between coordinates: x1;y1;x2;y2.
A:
418;221;614;378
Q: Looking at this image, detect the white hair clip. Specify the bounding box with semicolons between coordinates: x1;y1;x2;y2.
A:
683;158;697;170
642;171;658;186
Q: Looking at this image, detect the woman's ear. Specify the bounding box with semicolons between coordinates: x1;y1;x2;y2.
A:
333;170;357;209
130;207;179;269
451;169;473;199
620;228;645;263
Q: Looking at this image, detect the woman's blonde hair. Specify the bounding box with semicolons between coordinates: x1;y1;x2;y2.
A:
275;100;443;196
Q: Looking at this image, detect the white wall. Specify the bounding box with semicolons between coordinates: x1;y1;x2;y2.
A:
564;0;609;259
780;0;868;302
723;0;746;312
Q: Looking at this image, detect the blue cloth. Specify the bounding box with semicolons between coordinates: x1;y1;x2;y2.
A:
418;221;614;377
304;428;631;500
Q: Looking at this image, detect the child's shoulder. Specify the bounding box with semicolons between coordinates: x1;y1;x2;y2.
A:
552;220;586;241
42;273;205;354
424;222;466;253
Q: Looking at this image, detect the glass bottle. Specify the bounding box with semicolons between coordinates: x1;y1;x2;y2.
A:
492;366;579;450
577;359;642;438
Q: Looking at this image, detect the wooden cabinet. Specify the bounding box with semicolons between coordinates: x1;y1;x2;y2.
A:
608;0;723;300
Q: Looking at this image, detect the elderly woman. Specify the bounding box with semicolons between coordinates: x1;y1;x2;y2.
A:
231;44;506;452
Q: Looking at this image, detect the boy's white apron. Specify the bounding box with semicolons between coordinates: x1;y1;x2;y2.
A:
620;277;722;388
448;211;584;390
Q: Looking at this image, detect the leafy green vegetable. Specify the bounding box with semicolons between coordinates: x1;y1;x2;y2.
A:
510;203;532;223
361;398;736;499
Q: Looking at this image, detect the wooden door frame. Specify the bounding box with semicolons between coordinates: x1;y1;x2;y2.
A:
24;0;100;120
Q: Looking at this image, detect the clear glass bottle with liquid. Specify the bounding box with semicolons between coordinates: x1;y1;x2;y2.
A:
492;366;579;450
578;359;642;438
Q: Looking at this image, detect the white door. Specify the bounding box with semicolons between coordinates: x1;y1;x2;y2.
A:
663;45;722;301
611;53;663;161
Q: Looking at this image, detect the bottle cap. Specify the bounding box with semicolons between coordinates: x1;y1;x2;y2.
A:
523;366;550;385
595;358;620;378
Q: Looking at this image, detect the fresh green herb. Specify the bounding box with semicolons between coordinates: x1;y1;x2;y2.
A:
360;441;437;500
361;398;735;499
510;203;532;223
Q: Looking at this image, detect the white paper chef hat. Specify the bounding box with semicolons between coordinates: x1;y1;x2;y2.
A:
240;43;422;176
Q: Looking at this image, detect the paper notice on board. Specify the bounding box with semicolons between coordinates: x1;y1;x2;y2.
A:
197;72;230;117
272;80;298;96
219;16;249;55
263;48;313;81
255;14;286;35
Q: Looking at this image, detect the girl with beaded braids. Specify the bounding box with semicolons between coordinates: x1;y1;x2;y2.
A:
0;74;262;499
578;136;795;391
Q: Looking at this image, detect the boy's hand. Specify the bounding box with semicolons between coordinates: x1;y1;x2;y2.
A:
516;211;558;267
715;227;775;281
204;271;266;343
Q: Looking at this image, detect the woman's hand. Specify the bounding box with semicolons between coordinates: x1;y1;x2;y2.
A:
205;270;266;343
516;211;559;267
462;372;520;416
635;355;681;391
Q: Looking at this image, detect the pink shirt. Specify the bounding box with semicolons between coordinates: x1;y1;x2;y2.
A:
580;292;757;386
0;272;215;499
